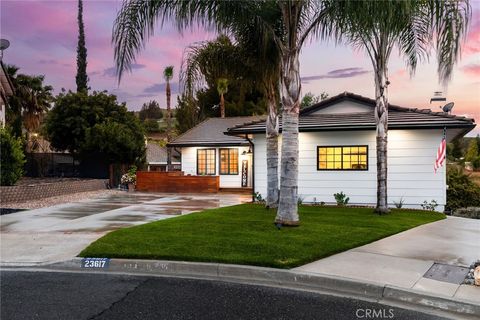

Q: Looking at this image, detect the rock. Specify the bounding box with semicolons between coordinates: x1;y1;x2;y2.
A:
475;266;480;286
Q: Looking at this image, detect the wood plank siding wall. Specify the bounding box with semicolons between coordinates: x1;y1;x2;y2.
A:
136;171;219;193
253;129;447;211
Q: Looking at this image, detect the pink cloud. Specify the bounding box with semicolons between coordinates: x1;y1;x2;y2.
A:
462;64;480;76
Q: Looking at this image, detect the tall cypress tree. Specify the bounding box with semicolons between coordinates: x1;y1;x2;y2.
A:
76;0;88;92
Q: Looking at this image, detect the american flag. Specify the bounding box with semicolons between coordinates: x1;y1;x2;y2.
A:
434;132;446;173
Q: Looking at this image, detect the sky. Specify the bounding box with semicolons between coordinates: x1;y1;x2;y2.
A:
1;0;479;136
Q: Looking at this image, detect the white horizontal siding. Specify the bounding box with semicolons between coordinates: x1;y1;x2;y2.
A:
181;146;252;188
253;129;446;211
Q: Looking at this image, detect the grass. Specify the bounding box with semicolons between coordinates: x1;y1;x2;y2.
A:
80;204;444;269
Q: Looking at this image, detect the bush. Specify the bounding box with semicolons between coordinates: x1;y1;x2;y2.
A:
446;167;480;211
453;207;480;219
334;192;350;206
0;128;25;185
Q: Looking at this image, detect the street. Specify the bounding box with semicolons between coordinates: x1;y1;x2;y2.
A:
0;270;445;320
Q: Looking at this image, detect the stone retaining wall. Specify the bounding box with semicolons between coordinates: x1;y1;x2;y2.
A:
0;179;107;204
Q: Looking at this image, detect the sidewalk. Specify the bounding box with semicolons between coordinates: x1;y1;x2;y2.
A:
294;216;480;304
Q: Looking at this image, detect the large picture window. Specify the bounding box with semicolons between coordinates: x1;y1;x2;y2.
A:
317;146;368;170
197;149;216;175
219;148;239;175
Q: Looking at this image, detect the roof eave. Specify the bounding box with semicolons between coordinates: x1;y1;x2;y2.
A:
228;123;476;135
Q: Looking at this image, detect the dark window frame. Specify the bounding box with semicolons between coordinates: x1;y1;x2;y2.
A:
219;148;239;175
317;145;369;171
197;148;216;175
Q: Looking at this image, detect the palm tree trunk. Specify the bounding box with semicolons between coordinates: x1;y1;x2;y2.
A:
266;81;279;208
166;81;172;171
220;93;225;118
275;50;300;226
374;55;389;214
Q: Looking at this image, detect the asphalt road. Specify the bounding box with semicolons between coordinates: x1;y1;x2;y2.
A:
1;270;445;320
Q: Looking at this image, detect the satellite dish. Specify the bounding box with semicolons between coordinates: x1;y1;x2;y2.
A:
440;102;454;113
0;39;10;51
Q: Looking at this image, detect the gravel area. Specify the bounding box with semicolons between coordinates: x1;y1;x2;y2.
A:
1;190;124;210
13;177;94;186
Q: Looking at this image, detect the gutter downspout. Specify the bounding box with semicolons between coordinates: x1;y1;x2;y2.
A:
245;135;255;203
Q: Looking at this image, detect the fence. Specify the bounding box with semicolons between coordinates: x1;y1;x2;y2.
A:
136;171;219;193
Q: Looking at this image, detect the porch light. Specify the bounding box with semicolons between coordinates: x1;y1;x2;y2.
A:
242;147;252;155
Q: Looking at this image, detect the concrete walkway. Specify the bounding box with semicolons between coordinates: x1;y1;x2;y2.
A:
295;216;480;304
0;191;250;266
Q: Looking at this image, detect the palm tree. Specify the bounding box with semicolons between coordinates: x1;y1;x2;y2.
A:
5;65;53;139
180;32;282;206
326;0;470;213
163;65;174;170
112;0;331;225
216;78;228;117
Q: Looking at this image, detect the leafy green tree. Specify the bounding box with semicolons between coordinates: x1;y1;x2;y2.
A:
143;119;160;133
76;0;88;92
300;92;329;109
44;90;145;165
465;139;479;162
83;120;145;165
0;127;25;186
449;138;464;160
139;100;163;121
447;167;480;210
175;94;200;134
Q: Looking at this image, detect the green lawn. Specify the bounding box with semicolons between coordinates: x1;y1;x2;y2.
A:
80;204;444;269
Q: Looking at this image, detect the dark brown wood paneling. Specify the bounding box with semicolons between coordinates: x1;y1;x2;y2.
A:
136;171;219;193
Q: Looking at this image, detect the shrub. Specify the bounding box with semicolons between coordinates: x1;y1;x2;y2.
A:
393;197;405;209
334;192;350;206
453;207;480;219
421;200;438;211
446;167;480;211
0;128;25;186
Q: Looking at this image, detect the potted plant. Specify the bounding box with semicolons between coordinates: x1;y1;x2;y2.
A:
121;166;137;192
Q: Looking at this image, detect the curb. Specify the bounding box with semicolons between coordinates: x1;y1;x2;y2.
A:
9;258;480;319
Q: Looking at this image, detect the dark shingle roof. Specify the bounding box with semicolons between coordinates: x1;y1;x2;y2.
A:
227;92;475;136
146;142;180;163
168;116;265;147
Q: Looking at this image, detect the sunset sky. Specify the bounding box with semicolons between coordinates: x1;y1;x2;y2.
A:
1;0;479;135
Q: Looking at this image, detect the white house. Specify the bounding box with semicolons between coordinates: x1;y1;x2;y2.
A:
226;92;475;211
168;116;265;189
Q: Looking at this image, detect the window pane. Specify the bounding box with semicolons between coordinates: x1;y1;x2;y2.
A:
318;145;368;171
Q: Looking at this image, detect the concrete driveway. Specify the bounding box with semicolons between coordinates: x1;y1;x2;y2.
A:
295;216;480;303
1;192;250;266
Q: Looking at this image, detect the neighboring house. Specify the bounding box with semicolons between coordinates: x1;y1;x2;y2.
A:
146;141;181;171
0;62;14;128
168;116;265;189
226;92;475;211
